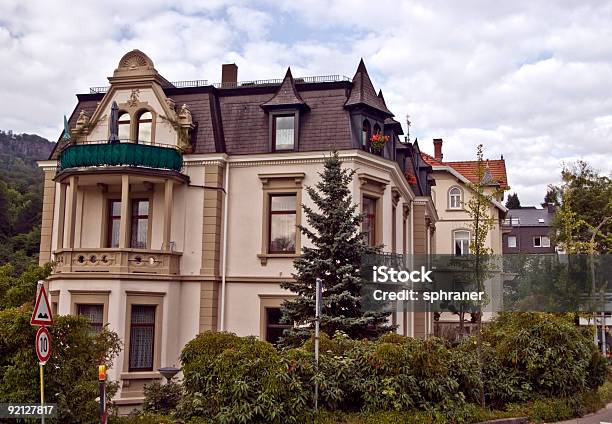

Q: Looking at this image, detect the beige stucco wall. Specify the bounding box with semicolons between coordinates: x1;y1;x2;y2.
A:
221;151;416;337
430;170;504;322
49;277;200;390
430;171;503;255
40;148;427;400
86;87;177;147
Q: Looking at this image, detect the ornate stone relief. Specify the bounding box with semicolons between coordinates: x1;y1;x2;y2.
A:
127;89;140;107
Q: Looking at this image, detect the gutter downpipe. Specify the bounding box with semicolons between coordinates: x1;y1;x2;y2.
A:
219;160;230;332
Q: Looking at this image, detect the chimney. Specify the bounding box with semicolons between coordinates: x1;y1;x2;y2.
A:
221;63;238;86
433;138;443;161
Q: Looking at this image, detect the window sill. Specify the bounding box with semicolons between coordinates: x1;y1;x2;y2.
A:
120;371;162;380
257;253;299;266
445;208;465;212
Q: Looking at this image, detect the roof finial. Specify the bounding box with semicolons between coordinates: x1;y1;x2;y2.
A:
405;114;411;143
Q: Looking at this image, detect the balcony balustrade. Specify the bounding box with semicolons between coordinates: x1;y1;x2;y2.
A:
53;248;181;275
58;140;183;172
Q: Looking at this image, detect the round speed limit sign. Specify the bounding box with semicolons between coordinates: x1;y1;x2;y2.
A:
35;326;51;363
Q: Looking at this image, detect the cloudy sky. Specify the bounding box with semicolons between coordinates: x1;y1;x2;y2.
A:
1;0;611;205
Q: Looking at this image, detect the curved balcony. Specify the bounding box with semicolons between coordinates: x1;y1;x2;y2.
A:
53;248;182;275
58;140;183;172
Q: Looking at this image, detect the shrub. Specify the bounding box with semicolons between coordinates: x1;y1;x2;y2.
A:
142;379;182;414
179;331;310;423
175;314;607;422
0;307;121;424
482;313;607;406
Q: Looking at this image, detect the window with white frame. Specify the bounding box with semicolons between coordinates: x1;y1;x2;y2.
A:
453;230;470;256
533;236;550;247
136;111;153;143
273;114;295;151
449;187;462;209
507;235;517;248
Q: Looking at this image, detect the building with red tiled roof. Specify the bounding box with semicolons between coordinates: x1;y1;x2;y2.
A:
423;138;509;334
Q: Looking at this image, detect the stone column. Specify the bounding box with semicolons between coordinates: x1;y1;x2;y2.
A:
56;183;67;250
65;176;79;249
119;175;130;249
162;179;174;250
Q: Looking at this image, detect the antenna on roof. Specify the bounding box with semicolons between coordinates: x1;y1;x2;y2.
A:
405;114;411;143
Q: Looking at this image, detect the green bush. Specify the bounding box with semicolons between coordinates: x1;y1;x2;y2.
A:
174;315;607;423
482;313;607;407
0;307;121;424
142;379;183;414
179;331;310;423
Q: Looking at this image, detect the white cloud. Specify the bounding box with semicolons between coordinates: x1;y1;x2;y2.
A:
0;0;611;205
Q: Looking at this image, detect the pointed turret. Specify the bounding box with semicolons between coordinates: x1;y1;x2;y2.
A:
261;67;309;110
345;59;393;116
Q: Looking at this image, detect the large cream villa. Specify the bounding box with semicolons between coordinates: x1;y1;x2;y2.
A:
36;50;439;407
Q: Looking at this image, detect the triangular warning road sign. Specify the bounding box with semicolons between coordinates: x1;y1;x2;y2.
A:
31;285;53;326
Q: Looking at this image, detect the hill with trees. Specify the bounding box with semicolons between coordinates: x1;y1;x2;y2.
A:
0;130;55;273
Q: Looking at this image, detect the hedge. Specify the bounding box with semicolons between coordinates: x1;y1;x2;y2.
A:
125;313;607;424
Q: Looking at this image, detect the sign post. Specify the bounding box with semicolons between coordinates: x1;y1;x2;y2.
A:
314;278;322;412
31;281;53;424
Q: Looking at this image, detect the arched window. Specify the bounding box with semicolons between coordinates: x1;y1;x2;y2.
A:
373;123;381;135
136;111;153;143
361;119;371;147
448;187;462;209
118;112;131;141
453;230;470;256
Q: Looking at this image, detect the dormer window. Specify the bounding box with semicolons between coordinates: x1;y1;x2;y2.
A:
272;114;296;151
137;111;153;143
118;112;130;141
261;68;309;153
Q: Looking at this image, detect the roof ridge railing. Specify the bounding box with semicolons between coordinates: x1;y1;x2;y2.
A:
89;75;351;94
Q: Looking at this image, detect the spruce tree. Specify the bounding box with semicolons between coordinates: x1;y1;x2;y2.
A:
279;151;394;346
505;192;521;209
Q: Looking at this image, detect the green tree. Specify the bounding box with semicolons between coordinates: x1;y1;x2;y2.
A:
504;192;520;209
544;185;561;206
464;144;504;407
551;161;612;254
280;151;394;346
0;180;11;240
0;265;121;424
0;309;121;423
0;262;52;309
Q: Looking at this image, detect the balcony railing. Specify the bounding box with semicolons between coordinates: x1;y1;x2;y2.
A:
58;140;183;172
53;248;181;275
89;75;351;93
